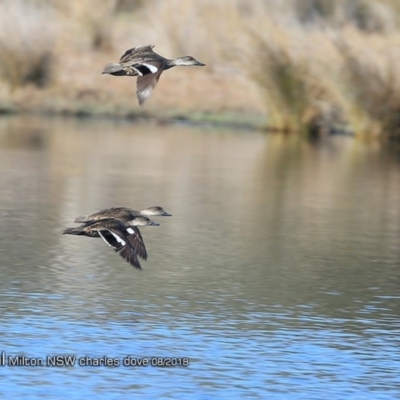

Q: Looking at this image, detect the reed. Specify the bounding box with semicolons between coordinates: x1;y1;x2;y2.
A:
330;31;400;137
244;23;332;134
238;0;400;136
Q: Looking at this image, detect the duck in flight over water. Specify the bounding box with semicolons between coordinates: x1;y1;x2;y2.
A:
63;215;162;270
102;45;205;105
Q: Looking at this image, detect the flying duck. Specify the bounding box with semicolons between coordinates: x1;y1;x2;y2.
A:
63;216;159;269
102;44;205;105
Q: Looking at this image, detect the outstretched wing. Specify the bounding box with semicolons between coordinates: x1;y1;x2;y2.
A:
98;229;126;251
98;227;142;270
119;45;155;63
125;226;148;260
136;65;163;105
118;245;142;270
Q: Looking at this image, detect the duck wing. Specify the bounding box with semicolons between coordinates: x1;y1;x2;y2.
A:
97;224;142;270
131;60;162;76
125;226;148;260
119;45;155;63
136;63;164;105
118;244;142;270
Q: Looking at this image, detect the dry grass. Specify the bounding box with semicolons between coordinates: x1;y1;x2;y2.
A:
331;32;400;137
1;0;400;137
243;23;336;134
294;0;399;33
64;0;118;51
0;0;59;88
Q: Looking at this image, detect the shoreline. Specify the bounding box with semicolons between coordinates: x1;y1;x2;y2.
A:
0;101;268;132
0;105;354;137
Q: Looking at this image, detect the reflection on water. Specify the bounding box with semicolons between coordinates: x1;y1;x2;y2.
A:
0;115;399;399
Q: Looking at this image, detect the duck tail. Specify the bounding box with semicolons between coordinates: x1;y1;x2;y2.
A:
102;63;126;76
62;227;85;235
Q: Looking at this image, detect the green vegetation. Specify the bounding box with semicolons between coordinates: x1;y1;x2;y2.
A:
0;0;400;137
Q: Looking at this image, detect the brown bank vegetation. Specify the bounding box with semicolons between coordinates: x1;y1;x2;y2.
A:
0;0;400;137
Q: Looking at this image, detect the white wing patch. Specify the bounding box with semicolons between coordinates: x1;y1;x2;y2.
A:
111;231;126;246
126;227;135;234
142;63;158;73
99;230;126;247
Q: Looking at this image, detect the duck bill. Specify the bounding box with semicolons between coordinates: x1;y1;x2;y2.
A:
162;212;172;217
149;221;160;226
195;61;206;66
